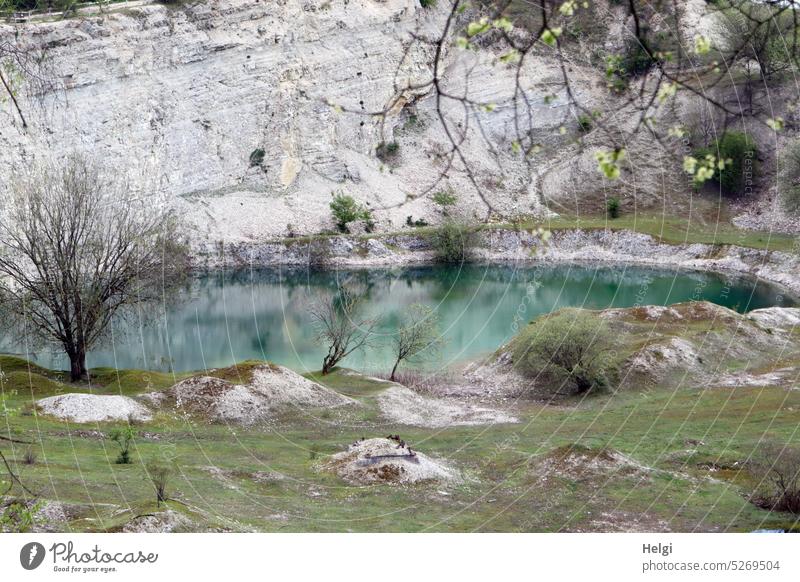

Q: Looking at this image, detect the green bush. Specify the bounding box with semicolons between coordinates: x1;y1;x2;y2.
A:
606;197;620;219
329;193;370;233
249;148;265;168
109;426;136;465
512;309;617;395
430;220;476;263
780;140;800;214
419;0;436;7
406;215;429;227
694;131;757;197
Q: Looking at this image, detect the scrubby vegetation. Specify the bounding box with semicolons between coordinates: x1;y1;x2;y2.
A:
146;462;171;507
329;192;372;233
750;443;800;515
109;426;136;465
606;196;620;219
248;148;265;168
432;189;457;215
693;132;758;197
375;141;400;163
406;215;429;227
512;310;617;396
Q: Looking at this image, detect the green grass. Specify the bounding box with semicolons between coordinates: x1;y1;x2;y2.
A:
280;212;798;254
505;214;799;253
1;350;799;532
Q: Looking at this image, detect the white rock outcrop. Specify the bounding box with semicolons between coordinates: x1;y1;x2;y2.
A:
37;393;153;423
0;0;684;248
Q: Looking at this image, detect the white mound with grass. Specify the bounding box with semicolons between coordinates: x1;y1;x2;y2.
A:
627;337;701;378
37;394;152;423
378;385;517;428
144;364;354;425
248;366;354;407
322;438;459;485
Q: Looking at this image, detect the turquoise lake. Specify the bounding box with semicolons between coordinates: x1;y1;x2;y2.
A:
4;263;794;374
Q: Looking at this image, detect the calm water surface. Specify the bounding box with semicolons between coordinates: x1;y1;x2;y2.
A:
5;264;794;374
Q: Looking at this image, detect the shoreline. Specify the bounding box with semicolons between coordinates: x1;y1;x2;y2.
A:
192;227;800;299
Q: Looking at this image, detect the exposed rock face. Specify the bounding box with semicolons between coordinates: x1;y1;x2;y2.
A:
36;393;153;423
377;384;517;428
0;0;692;249
143;363;355;424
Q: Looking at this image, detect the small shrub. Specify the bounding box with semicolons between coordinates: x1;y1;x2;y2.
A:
780;140;800;214
605;36;662;90
432;190;457;215
0;500;41;533
249;148;265;168
406;215;429;227
693;131;758;197
375;141;400;163
329;192;370;233
577;114;593;133
146;462;171;506
606;197;620;219
512;309;617;395
419;0;436;7
109;426;136;465
22;448;36;465
750;443;800;514
430;220;476;263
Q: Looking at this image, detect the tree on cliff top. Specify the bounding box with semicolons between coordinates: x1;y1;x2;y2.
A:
0;154;188;381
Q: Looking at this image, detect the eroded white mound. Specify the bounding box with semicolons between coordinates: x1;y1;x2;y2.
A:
322;438;459;485
144;364;354;424
378;385;517;428
37;394;152;423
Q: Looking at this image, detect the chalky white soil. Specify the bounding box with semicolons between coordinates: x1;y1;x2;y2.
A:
377;384;517;428
36;394;152;423
322;438;459;486
142;364;355;425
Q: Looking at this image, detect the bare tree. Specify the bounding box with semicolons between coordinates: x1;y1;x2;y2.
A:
389;303;443;381
751;443;800;515
0;154;188;381
308;284;378;375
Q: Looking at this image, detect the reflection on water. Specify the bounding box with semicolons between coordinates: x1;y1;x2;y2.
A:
4;263;794;374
